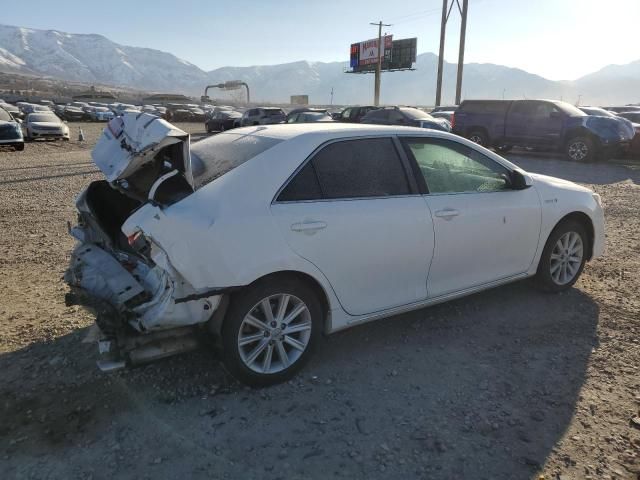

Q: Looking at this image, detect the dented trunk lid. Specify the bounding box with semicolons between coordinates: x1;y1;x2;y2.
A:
92;112;194;187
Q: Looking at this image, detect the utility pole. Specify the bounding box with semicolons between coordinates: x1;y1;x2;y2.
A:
435;0;447;107
330;87;334;105
370;20;391;106
455;0;468;104
435;0;469;106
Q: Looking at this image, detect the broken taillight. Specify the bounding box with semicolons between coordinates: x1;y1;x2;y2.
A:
127;231;143;247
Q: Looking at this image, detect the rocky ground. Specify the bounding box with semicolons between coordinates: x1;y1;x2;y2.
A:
0;122;638;480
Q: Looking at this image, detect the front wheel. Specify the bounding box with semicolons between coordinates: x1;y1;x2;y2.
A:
221;277;322;387
566;136;594;162
14;143;25;151
534;220;588;292
468;130;488;146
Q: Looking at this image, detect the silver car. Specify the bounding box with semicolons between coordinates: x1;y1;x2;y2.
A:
25;112;70;141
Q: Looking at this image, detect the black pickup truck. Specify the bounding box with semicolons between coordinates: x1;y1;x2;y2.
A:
452;99;634;161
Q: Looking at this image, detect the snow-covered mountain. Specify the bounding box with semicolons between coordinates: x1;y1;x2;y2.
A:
1;24;638;105
0;24;208;91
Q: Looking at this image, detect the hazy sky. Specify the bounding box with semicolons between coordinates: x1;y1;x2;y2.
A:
3;0;639;80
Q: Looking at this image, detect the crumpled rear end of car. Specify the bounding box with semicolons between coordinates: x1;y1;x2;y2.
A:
64;113;223;370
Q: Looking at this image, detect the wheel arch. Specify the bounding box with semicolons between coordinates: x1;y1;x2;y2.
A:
466;126;491;145
551;211;595;260
564;127;601;148
208;270;332;336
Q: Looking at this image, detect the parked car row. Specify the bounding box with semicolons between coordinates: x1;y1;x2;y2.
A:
0;105;70;150
203;105;453;134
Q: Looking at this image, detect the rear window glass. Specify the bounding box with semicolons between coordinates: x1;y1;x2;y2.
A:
190;132;283;189
264;109;285;116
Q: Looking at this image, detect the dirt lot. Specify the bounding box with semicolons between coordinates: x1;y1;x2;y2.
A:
0;121;638;480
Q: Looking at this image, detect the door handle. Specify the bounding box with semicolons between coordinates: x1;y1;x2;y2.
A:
291;221;327;233
434;209;460;220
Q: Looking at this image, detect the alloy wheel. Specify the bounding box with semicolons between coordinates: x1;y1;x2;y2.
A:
550;231;584;285
568;141;588;161
237;294;312;374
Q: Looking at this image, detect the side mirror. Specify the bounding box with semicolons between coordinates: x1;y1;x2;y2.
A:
510;169;532;190
15;118;22;124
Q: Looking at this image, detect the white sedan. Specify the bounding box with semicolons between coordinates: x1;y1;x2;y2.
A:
65;114;605;386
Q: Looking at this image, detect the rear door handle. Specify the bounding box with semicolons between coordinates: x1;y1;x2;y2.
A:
291;221;327;233
434;209;460;220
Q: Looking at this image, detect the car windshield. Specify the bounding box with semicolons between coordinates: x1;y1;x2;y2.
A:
264;109;285;117
29;114;59;122
0;108;12;122
581;107;615;117
553;101;586;116
190;132;283;189
399;108;432;120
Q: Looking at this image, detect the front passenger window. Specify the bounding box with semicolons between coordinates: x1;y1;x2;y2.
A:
402;139;510;194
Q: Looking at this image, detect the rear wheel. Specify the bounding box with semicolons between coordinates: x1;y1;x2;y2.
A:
221;277;322;387
14;143;24;151
468;130;488;146
534;220;588;292
566;136;594;162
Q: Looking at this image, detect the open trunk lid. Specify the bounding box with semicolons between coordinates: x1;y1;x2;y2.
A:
92;112;194;188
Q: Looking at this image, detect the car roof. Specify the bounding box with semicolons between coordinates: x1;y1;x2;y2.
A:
227;123;436;141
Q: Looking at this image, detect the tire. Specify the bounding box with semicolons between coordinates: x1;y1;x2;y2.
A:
468;130;488;146
221;277;322;387
566;136;594;162
495;144;513;153
534;220;589;292
14;143;24;151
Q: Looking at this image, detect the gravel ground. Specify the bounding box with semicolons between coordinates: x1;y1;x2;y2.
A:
0;122;638;480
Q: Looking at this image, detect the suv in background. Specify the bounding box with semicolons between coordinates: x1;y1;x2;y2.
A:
335;106;379;123
0;105;24;151
240;107;286;126
452;99;634;161
361;106;451;132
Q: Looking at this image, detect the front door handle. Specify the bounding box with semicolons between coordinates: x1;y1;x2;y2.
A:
291;221;327;233
434;209;460;220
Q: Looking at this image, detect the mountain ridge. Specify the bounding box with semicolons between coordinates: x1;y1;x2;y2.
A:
0;24;638;105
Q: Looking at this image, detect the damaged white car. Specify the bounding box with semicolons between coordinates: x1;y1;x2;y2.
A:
65;113;605;386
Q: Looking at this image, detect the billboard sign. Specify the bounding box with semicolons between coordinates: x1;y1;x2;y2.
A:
349;37;417;73
350;36;393;69
359;36;393;65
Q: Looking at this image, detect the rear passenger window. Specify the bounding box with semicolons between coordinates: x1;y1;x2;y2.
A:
277;138;411;201
277;162;322;201
313;138;410;199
